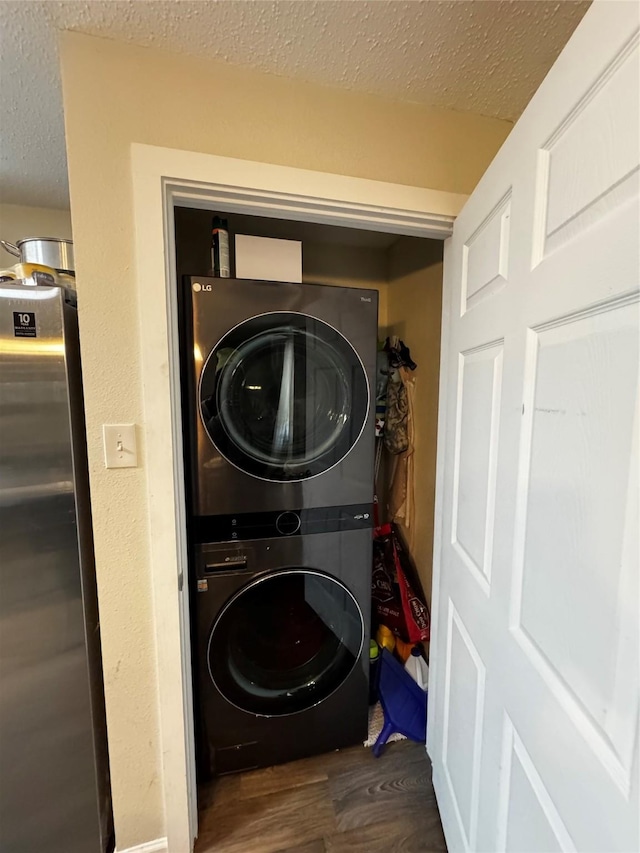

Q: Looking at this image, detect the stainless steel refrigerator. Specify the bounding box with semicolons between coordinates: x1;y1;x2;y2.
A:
0;281;113;852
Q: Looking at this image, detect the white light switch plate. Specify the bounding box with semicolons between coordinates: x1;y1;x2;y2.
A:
103;424;138;469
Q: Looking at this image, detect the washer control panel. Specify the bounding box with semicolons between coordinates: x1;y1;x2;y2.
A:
191;503;373;544
275;511;301;536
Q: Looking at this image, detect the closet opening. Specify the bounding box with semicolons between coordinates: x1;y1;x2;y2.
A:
173;204;445;847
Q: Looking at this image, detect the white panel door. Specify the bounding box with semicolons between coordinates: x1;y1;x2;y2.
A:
429;3;639;851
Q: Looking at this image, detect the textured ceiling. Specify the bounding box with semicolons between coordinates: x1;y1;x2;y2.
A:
0;0;590;209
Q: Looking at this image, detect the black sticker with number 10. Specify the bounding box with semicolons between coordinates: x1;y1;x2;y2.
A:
13;311;37;338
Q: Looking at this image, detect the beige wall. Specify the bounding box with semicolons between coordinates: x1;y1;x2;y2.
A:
387;238;444;608
59;31;511;849
0;203;72;267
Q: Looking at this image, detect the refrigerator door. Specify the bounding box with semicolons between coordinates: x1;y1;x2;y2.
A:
0;285;112;853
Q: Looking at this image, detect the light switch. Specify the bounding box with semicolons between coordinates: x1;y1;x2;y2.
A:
103;424;138;469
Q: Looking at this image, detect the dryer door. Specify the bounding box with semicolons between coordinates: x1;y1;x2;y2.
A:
199;312;369;481
207;570;364;716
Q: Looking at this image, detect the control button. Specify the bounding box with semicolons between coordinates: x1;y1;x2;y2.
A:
276;511;301;536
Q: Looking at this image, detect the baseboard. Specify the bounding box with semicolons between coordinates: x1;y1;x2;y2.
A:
115;838;168;853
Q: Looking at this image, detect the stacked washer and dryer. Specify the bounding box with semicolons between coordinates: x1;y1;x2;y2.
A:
181;276;378;775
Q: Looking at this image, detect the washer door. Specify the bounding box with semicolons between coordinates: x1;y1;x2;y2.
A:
208;570;364;716
199;312;369;481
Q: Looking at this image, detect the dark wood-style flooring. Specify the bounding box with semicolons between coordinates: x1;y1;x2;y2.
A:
195;740;447;853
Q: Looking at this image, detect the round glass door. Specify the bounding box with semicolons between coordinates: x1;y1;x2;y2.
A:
199;312;369;481
208;570;364;716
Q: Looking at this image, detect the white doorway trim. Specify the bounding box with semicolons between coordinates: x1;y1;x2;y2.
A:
130;144;466;853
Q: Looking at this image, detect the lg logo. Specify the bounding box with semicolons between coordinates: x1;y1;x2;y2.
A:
192;282;212;292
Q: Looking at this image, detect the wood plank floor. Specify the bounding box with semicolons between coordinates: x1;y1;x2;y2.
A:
195;740;447;853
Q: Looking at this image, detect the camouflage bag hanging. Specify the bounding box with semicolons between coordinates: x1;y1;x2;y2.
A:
383;370;409;454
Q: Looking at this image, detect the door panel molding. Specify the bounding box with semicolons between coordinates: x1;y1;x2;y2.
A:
496;714;576;853
451;341;504;595
441;600;486;852
461;189;512;315
532;29;639;266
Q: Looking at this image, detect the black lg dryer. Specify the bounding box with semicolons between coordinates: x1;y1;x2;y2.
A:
183;277;378;524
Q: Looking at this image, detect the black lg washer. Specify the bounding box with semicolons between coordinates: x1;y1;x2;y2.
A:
194;527;371;775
